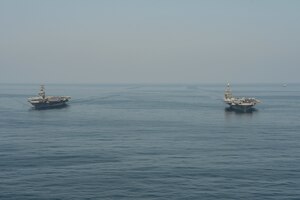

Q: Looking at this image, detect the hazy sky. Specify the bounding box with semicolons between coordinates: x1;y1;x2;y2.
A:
1;0;299;84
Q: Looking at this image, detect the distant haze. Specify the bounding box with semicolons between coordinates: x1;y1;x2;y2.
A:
1;0;300;84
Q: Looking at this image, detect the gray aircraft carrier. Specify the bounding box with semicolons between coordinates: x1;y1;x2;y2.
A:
28;85;71;109
224;83;260;112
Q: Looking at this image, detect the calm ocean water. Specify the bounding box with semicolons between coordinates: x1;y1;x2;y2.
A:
0;83;299;199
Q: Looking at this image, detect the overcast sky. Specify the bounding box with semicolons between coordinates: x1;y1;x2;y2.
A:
1;0;299;84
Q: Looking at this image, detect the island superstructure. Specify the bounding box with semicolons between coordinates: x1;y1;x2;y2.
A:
224;83;260;112
28;85;71;109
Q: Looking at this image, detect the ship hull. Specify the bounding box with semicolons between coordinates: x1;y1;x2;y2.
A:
30;101;68;109
229;104;254;112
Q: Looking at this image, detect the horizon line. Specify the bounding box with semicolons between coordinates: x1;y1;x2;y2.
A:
0;82;298;85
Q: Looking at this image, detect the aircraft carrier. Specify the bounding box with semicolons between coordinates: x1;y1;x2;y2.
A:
224;83;260;112
28;85;71;109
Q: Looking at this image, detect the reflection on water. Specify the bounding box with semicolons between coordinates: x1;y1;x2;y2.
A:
224;107;258;114
224;107;259;121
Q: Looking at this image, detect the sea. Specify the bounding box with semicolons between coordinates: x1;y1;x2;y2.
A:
0;83;299;200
